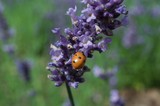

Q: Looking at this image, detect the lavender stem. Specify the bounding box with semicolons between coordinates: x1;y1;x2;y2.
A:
65;82;75;106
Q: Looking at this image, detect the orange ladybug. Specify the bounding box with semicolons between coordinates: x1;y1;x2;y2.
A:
72;52;86;69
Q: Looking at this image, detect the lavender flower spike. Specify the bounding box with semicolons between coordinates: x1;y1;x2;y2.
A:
110;89;125;106
47;0;128;88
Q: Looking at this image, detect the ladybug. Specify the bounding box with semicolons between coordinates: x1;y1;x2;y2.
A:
72;52;86;69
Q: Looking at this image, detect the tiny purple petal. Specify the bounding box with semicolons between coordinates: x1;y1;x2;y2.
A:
69;82;79;88
66;6;77;16
52;28;60;34
55;81;63;87
115;5;128;15
98;38;112;52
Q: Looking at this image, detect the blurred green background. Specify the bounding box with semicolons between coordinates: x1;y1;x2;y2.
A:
0;0;160;106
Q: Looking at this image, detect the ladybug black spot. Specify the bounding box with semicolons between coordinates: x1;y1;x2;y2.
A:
73;61;76;63
78;56;81;59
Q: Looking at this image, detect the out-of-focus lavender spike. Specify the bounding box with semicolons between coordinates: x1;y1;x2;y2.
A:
151;5;160;18
122;24;137;48
121;0;146;49
0;2;15;58
93;65;118;82
16;60;32;82
93;65;104;77
93;66;125;106
129;1;145;16
52;0;76;28
93;65;109;79
122;21;144;49
0;9;14;42
110;89;125;106
0;2;32;84
2;44;15;57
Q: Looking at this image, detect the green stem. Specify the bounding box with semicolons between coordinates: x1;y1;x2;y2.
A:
65;82;75;106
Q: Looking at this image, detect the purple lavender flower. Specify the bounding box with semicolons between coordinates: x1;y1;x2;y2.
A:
47;0;127;88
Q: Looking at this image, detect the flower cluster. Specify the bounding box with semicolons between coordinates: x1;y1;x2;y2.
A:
47;0;127;88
